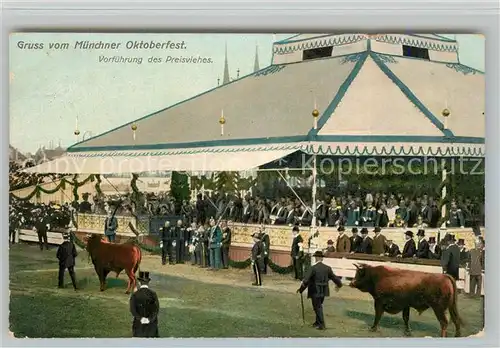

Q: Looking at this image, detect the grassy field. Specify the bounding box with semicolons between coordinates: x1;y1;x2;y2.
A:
9;243;484;338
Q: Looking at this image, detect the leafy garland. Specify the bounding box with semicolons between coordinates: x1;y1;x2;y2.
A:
70;232;304;275
10;174;96;201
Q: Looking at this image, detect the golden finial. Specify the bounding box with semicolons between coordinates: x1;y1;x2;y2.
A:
131;123;138;131
312;109;320;118
219;110;226;136
442;108;450;117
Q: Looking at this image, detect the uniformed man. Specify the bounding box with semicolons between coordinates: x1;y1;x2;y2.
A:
184;222;194;263
441;234;461;280
251;232;265;286
104;209;118;243
220;221;232;269
335;226;351;253
260;227;270;274
56;232;78;290
296;250;342;330
208;218;222;269
129;271;160;338
290;226;304;280
415;229;430;259
172;220;186;263
160;221;173;265
399;231;416;258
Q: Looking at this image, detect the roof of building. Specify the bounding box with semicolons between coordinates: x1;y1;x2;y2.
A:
67;33;484;159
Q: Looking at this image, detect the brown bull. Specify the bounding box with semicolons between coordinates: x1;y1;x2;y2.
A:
349;263;462;337
86;234;142;294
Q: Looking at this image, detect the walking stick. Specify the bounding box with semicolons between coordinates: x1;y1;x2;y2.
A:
300;292;305;325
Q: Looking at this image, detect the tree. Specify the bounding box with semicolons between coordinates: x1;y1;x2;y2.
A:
214;171;239;194
170;171;190;204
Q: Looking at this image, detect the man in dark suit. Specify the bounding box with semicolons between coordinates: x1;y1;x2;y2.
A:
297;250;343;330
251;232;265;286
399;230;416;258
427;237;442;259
441;234;461;280
34;210;50;251
457;239;469;266
160;221;173;265
290;226;304;280
349;228;362;253
56;232;78;290
220;221;232;269
129;271;160;337
358;228;373;254
415;229;430;259
260;228;270;274
384;239;400;257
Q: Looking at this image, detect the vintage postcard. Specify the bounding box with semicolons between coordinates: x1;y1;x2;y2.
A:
9;33;485;338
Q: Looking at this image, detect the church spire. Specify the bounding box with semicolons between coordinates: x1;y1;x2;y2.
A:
223;42;230;84
253;44;260;72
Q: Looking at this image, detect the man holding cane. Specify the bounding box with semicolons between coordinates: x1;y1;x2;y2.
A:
296;250;342;330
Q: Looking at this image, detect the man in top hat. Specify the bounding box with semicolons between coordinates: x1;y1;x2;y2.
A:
129;271;160;337
457;239;469;265
399;231;416;258
358;228;373;254
297;250;343;330
56;232;78;290
427;237;442;259
415;229;430;259
349;228;362;253
372;227;387;256
260;227;270;274
220;220;232;269
34;208;51;251
440;234;460;280
384;239;400;257
291;226;304;280
251;232;265;286
335;226;351;253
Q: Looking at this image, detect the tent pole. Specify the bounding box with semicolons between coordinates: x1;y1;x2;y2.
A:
311;154;317;228
440;161;447;229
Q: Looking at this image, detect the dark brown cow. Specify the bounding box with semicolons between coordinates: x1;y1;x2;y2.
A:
349;263;462;337
86;234;142;294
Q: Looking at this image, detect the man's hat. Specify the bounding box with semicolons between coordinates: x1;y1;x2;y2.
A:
457;238;465;245
327;239;334;245
373;227;381;233
361;228;368;235
138;271;151;282
351;227;358;233
428;237;436;243
405;230;414;238
337;226;345;232
417;229;425;237
313;250;324;258
292;225;299;232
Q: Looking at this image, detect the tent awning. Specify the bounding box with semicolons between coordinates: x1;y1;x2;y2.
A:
25;146;301;174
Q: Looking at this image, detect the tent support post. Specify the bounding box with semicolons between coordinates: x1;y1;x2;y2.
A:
311;154;317;228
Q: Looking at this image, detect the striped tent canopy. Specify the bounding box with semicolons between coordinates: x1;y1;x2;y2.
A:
29;33;484;174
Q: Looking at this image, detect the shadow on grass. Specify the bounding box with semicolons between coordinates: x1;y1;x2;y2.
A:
345;310;439;333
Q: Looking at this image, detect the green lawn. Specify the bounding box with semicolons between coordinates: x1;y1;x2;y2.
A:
9;243;484;338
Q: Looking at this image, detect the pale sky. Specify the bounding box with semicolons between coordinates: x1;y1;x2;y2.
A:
9;33;485;154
